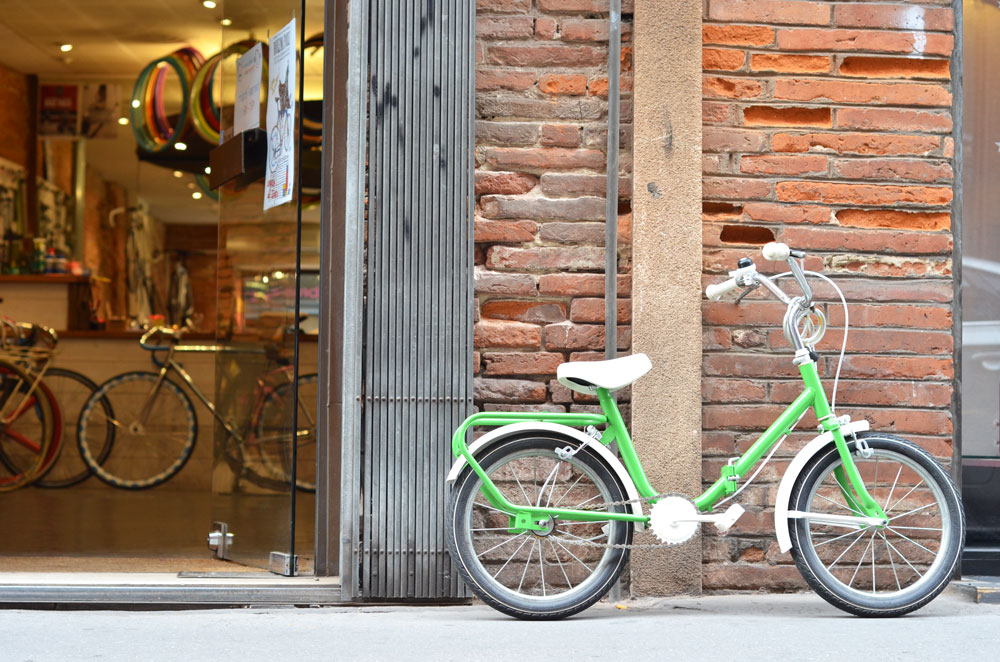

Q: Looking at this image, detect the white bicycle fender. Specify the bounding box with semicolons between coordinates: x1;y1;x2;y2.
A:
446;421;646;530
774;420;870;553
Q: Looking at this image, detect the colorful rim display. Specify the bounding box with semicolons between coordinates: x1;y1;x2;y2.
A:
130;47;204;153
188;39;268;146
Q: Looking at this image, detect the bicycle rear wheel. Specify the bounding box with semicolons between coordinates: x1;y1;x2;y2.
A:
78;371;197;489
790;433;964;617
0;361;55;491
254;373;317;492
34;368;113;488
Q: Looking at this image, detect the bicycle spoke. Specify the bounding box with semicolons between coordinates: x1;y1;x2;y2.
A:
517;540;536;592
551;537;594;573
825;529;867;572
888;525;942;532
537;462;562;508
880;532;902;592
886;479;924;514
883;465;902;511
883;536;924;579
548;539;573;590
871;534;877;595
3;428;42;453
889;503;935;522
509;465;531;506
478;531;527;560
538;540;546;597
491;535;531;579
555;530;606;544
813;527;866;548
886;527;936;556
550;473;584;509
847;533;876;588
573;493;602;509
815;492;861;515
473;502;513;516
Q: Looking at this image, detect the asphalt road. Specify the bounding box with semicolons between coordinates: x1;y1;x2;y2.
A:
5;589;995;661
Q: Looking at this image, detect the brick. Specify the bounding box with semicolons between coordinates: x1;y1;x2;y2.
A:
480;195;606;221
703;177;772;200
769;326;953;355
704;327;733;350
540;173;632;198
549;378;573;404
586;75;634;99
771;380;951;408
782;226;952;255
703;128;768;153
477;0;531;12
750;53;831;74
702;24;775;47
708;0;831;26
773;79;951;107
538;73;587;95
819;278;952;303
744;202;831;224
839;56;950;80
475;171;538;196
476;68;537;92
703;154;730;174
825;304;952;330
831;158;952;184
544;322;630;351
824;254;952;277
837;356;953;380
703;353;808;379
704;248;824;274
708;223;777;247
474;320;542;348
561;18;632;42
775;181;952;206
702;378;767;403
833;4;953;31
704;76;763;100
943;137;954;158
537;0;635;12
835;108;952;133
477;15;534;39
474;378;547;404
488;44;604;67
776;29;954;56
535;17;557;40
740;154;826;176
772;132;939;156
835;209;950;232
569;298;631;323
487;245;605;271
703;48;746;72
539;273;632;296
742;106;831;128
481;300;567;323
538;222;605;244
540;124;581;147
703;301;792;327
703;102;731;124
484;147;605;171
474;218;538;243
482;351;564;375
478;95;607;121
476;121;541;146
475;267;536;295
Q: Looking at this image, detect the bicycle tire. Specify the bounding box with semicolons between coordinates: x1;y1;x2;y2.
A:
447;435;633;620
78;371;198;489
789;432;964;617
34;368;114;488
254;373;318;492
0;360;55;491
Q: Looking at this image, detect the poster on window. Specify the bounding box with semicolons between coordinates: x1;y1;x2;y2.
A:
80;83;120;139
234;43;263;136
38;84;79;137
263;18;296;211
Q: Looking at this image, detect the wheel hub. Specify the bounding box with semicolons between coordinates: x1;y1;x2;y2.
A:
532;515;556;537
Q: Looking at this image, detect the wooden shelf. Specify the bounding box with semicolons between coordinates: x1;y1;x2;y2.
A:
0;274;90;284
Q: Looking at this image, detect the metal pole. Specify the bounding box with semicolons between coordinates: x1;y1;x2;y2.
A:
605;0;622;361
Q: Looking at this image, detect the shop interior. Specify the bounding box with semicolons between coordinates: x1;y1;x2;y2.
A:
0;0;324;577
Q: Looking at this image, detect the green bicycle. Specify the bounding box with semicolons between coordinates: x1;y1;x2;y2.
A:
446;242;964;620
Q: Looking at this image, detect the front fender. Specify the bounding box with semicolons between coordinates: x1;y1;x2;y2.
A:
446;421;646;530
773;419;870;553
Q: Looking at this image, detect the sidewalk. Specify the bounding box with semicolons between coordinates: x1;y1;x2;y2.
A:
7;588;996;662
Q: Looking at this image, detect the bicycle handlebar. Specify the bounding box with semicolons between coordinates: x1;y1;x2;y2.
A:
139;326;185;351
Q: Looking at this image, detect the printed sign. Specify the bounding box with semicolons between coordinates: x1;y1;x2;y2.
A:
234;43;263;136
39;84;79;137
80;83;120;139
264;18;296;211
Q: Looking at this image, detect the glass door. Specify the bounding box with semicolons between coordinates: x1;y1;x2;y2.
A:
961;0;1000;575
208;0;322;575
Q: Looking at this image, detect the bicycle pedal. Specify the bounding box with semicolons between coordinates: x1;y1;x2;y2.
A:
714;503;745;533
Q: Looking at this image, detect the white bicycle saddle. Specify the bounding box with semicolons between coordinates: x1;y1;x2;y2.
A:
556;353;653;394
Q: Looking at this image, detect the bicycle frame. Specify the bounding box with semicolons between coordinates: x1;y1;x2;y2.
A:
451;358;886;531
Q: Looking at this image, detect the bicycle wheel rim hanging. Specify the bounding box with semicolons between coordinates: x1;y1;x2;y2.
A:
188;39;268;145
130;47;203;153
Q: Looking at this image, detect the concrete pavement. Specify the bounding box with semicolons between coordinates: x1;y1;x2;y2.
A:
5;588;995;661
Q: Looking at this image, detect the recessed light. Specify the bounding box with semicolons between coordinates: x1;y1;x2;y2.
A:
131;99;140;108
204;166;211;174
59;44;73;53
117;117;128;125
203;0;217;8
192;192;203;200
173;170;184;178
174;142;188;151
221;18;232;26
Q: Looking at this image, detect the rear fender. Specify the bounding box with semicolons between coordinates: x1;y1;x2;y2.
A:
446;422;646;530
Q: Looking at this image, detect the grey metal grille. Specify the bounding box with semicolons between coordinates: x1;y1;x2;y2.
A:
361;0;474;599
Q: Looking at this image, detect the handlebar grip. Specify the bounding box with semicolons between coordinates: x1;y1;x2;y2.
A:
762;242;790;262
706;278;740;301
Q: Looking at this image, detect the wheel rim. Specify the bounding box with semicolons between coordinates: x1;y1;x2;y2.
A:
460;448;623;603
801;446;952;601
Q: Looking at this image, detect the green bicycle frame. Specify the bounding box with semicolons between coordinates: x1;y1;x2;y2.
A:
450;358;885;531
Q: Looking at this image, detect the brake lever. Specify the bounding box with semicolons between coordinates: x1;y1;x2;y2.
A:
735;283;759;304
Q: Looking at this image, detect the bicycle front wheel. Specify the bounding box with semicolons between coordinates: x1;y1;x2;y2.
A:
790;432;964;617
79;372;198;489
34;368;113;488
0;361;55;491
255;373;318;492
447;435;633;620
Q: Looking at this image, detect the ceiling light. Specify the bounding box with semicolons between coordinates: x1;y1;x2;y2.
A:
192;192;203;200
60;44;73;53
262;275;269;284
173;170;184;178
203;1;217;8
221;18;232;26
117;117;128;125
131;99;140;109
204;166;211;174
174;142;188;151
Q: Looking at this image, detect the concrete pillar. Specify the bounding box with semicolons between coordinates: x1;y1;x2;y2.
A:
629;0;703;596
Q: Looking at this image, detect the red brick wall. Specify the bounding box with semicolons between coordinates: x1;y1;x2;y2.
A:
700;0;955;591
0;62;32;168
474;0;634;415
